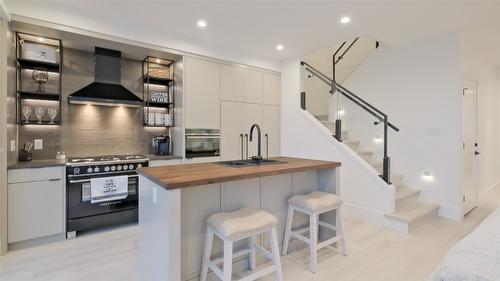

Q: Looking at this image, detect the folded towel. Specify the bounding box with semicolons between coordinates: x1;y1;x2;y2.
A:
90;176;129;203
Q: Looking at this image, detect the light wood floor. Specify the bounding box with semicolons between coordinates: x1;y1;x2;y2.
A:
2;186;500;281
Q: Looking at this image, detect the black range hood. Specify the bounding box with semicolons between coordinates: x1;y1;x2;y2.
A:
68;47;144;107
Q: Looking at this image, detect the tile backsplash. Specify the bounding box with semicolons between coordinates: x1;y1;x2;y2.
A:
17;47;171;159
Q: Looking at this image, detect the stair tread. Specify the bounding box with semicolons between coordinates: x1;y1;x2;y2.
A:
395;185;420;200
385;202;439;223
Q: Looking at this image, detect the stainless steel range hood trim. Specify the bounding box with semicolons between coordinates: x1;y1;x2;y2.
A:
68;96;144;108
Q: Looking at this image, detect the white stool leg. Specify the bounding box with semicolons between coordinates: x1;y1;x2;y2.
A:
269;227;283;281
249;235;256;270
282;206;294;255
337;206;348;256
223;239;233;281
200;228;214;281
309;213;319;273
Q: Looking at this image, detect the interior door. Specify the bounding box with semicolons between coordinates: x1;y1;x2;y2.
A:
461;81;478;215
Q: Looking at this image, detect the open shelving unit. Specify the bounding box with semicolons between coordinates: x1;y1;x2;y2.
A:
16;32;62;126
142;56;175;128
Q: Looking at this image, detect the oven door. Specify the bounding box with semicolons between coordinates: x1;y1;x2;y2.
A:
67;174;138;219
185;129;220;158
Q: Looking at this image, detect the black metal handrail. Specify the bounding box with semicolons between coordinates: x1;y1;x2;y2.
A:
302;61;399;132
301;60;398;184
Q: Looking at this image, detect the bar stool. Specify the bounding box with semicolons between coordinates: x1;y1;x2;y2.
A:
282;191;347;273
200;208;283;281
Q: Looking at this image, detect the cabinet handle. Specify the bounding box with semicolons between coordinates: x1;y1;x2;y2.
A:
265;133;269;158
49;178;62;182
240;134;244;160
245;134;249;159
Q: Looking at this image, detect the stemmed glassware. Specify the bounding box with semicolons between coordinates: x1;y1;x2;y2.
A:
48;107;57;124
35;107;44;124
22;106;32;123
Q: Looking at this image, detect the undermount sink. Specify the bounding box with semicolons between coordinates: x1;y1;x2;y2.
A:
218;159;286;167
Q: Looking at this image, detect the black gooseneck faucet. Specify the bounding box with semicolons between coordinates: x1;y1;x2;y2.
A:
249;123;263;162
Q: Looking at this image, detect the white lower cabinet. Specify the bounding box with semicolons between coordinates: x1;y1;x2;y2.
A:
8;167;64;243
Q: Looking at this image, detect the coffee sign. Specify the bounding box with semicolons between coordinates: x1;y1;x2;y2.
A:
150;91;169;104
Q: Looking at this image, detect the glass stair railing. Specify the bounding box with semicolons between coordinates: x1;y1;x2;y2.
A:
301;61;399;184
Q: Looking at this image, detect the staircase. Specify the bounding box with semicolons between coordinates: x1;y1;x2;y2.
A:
316;114;439;233
302;39;438;233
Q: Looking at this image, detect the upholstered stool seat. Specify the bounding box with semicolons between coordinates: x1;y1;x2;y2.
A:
207;208;278;240
288;191;342;213
201;208;283;281
283;191;347;273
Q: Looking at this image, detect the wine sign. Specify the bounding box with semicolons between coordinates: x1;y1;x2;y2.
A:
150;91;169;104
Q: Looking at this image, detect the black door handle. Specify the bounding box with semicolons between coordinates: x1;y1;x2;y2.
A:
475;151;480;155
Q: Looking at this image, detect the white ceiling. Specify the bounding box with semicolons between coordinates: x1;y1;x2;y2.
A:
4;1;500;70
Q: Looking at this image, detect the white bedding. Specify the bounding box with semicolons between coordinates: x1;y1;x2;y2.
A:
432;208;500;281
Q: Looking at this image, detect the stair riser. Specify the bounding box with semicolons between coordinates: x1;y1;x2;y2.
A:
396;194;420;212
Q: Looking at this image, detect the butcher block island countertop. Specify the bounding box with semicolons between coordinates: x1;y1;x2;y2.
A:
136;156;341;189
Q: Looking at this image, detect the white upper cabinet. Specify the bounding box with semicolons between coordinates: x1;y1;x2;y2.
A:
243;68;264;104
263;73;281;105
263;105;281;157
220;64;244;102
185;57;220;129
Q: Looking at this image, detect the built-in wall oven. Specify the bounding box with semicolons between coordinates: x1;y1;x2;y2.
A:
65;155;149;238
185;129;220;158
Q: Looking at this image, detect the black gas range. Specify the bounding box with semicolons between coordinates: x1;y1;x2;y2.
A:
66;154;149;239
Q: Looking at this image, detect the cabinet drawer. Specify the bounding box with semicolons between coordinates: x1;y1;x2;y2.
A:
8;166;63;184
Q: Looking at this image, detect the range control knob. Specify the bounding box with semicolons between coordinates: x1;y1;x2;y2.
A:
129;164;134;170
111;166;116;171
94;167;100;173
87;167;93;173
74;168;80;175
123;165;128;170
117;165;123;171
104;166;110;172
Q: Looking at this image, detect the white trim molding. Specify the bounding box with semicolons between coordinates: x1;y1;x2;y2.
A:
0;18;8;255
0;0;10;21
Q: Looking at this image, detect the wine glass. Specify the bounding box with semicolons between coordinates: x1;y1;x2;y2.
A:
48;107;57;124
32;67;49;92
35;107;44;124
22;106;32;123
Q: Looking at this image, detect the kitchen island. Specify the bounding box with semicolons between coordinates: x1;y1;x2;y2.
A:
137;157;341;281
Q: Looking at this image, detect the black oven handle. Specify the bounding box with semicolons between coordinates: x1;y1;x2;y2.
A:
69;175;138;184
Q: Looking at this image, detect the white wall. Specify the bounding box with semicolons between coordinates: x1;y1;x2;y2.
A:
341;34;463;219
281;59;395;225
460;29;500;196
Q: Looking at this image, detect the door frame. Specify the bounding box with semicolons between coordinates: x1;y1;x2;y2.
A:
461;79;479;216
0;19;8;255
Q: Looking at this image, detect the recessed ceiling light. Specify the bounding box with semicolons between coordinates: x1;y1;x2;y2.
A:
340;16;351;24
197;20;207;28
276;44;284;51
38;37;45;42
155;58;161;63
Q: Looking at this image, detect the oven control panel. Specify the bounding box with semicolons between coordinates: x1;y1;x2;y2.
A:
67;161;149;177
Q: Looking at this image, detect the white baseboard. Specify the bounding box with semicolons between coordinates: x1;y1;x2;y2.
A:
438;203;462;221
343;202;386;226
